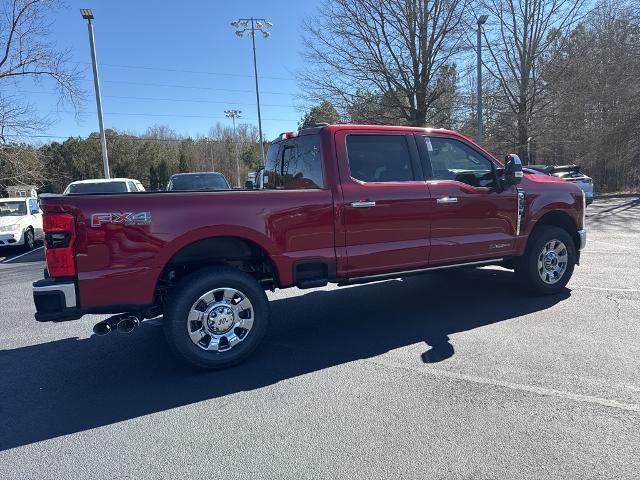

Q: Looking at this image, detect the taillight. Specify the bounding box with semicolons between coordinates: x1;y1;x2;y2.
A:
44;213;76;277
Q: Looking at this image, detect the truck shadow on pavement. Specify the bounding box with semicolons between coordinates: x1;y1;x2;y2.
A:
0;268;569;451
588;197;640;232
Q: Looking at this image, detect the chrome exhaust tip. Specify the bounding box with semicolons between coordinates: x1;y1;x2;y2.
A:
116;316;140;334
93;320;112;336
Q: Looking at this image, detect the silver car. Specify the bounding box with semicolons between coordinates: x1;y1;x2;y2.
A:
526;165;594;205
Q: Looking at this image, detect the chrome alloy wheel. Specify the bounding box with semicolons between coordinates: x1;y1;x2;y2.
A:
537;239;569;285
186;287;254;352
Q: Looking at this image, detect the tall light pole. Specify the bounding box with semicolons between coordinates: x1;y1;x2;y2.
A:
231;18;272;163
477;15;488;147
224;109;242;187
527;136;533;165
80;9;110;179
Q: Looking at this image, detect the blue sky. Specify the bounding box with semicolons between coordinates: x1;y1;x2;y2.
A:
20;0;316;142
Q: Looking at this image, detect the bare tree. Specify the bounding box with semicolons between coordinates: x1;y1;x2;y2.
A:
299;0;469;126
0;0;83;142
479;0;586;158
0;144;47;190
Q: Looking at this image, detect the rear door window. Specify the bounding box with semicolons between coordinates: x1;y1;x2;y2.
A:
264;134;323;189
281;135;323;189
263;143;281;189
346;134;416;182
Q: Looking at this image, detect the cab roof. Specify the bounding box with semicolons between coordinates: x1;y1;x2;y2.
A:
274;124;463;143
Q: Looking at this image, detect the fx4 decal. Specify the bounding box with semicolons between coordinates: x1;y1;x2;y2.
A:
91;211;152;228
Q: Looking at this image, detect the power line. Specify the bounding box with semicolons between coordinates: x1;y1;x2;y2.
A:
102;79;297;96
73;61;296;81
20;90;298;108
106;94;295;108
50;110;297;121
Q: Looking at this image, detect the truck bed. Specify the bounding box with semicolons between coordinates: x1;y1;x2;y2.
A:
38;189;336;308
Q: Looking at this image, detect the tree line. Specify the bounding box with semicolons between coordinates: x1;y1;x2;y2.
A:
0;124;263;193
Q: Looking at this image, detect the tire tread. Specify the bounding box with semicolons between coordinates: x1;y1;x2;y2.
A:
515;225;576;295
163;267;269;370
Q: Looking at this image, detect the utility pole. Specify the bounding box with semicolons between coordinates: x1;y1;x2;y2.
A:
477;15;488;147
231;18;272;163
80;9;110;178
224;110;242;187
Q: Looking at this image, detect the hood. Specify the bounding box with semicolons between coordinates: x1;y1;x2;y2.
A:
523;171;569;185
0;215;27;228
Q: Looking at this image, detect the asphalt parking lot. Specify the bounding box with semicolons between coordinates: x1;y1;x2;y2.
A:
1;197;639;479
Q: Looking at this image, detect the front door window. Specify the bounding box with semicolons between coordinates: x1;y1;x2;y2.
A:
423;136;495;188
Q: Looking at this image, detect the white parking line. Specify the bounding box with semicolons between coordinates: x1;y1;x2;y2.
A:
581;250;627;254
2;246;44;263
370;358;640;413
572;285;639;293
589;239;636;251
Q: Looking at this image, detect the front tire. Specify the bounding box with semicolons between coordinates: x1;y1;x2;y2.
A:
163;267;269;370
515;226;576;295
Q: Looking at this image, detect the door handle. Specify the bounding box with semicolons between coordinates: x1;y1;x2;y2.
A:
436;196;458;204
351;201;376;208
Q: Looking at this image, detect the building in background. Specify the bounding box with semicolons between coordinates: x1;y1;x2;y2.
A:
4;186;37;198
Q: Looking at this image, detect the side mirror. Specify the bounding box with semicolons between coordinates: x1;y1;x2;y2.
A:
503;154;523;186
245;180;254;189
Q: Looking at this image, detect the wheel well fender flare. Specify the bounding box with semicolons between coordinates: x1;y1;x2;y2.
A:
151;228;283;292
527;210;580;252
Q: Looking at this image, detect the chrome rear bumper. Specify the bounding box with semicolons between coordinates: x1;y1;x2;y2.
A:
33;279;81;322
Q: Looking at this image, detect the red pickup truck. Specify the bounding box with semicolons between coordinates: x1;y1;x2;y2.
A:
33;125;586;369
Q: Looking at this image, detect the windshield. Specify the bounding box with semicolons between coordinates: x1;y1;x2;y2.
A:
168;173;230;191
66;182;128;194
0;201;27;216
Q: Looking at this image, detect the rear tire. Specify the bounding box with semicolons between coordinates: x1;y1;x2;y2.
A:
515;226;576;295
163;267;269;370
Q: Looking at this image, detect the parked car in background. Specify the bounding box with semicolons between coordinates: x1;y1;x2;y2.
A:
525;165;594;205
167;172;231;191
0;197;42;250
64;178;145;194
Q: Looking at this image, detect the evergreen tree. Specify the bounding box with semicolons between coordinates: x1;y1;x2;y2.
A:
299;101;341;129
149;165;158;191
157;159;169;189
178;151;189;173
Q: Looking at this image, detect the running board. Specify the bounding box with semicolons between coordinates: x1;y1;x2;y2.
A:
336;258;505;286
